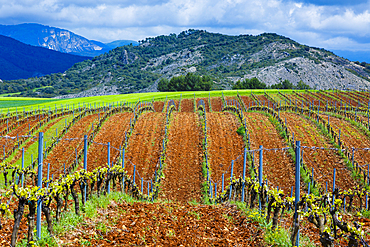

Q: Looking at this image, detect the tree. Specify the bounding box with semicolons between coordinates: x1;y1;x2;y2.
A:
296;80;311;90
157;78;169;92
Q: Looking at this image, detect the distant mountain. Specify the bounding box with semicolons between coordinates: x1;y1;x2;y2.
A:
105;40;139;49
2;30;370;98
0;35;90;80
0;23;138;57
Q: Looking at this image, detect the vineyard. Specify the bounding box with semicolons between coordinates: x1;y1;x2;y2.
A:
1;90;370;246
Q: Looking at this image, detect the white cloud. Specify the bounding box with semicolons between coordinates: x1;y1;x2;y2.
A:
0;0;369;52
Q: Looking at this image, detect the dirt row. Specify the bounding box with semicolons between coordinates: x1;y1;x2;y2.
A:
210;97;223;112
245;112;296;191
207;112;245;193
125;112;165;181
153;101;164;112
83;112;133;171
180;98;194;112
321;114;370;169
343;92;367;106
160;112;203;203
326;91;358;107
0;115;48;155
311;91;342;108
281;112;357;191
240;95;256;108
255;95;270;106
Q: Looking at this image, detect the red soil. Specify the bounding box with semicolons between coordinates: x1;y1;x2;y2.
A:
180;98;194;112
58;201;265;246
245;112;296;191
161;112;203;203
281;112;357;191
43;113;100;177
207;112;245;193
125;112;165;181
240;95;256;108
210;97;223;112
153;101;164;112
84;112;133;171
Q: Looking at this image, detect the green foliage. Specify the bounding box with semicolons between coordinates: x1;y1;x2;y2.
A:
1;30;322;98
236;125;245;136
158;73;213;92
232;77;267;89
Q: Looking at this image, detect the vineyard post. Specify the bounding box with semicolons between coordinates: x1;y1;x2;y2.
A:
133;165;136;185
258;145;263;211
351;148;354;169
47;163;50;187
326;181;328;193
83;135;87;204
367;164;369;185
214;183;217;197
107;142;111;194
141;178;143;193
21;148;24;187
294;140;301;246
289;186;293;211
332;168;336;206
64;163;66;175
121;147;126;192
36;132;44;240
242;148;247;202
229;161;234;200
222;174;224;193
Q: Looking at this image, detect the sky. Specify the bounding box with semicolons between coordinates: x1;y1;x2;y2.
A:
0;0;370;61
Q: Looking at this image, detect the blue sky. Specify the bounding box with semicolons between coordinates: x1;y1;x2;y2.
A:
0;0;369;61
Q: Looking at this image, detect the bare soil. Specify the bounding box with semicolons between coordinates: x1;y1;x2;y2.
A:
160;112;203;203
84;112;133;171
180;98;194;113
245;112;296;191
281;112;357;191
210;97;223;112
57;201;265;246
207;112;245;193
125;112;165;182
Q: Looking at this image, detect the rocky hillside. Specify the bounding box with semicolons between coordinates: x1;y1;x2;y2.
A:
0;23;138;57
2;30;370;98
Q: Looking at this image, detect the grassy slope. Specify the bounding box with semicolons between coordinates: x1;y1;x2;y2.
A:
3;89;311;113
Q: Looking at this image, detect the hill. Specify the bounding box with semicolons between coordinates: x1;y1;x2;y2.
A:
0;35;90;81
0;23;137;57
2;30;370;98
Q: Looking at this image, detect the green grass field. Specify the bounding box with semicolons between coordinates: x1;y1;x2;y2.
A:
0;89;309;113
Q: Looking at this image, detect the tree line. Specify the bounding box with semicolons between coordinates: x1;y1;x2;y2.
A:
232;77;311;90
157;73;213;92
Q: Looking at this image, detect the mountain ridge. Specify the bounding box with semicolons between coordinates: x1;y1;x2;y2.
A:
0;23;138;57
0;35;90;81
1;29;370;98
